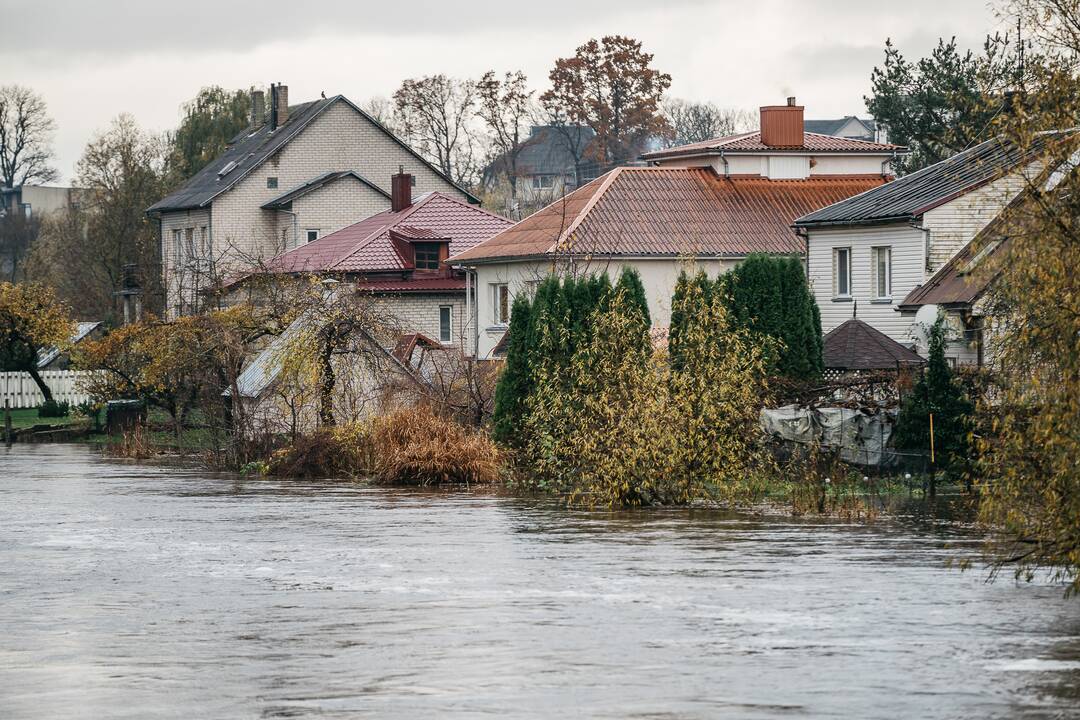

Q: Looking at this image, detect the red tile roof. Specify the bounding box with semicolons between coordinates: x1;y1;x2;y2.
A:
642;131;903;160
260;192;513;275
451;167;888;263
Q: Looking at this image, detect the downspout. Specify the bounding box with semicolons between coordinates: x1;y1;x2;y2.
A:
464;267;473;358
275;208;299;249
882;150;898;177
719;149;729;177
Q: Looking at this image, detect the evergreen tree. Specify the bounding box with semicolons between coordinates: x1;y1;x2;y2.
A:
668;270;691;372
615;267;651;342
894;315;973;478
492;293;533;448
722;254;822;380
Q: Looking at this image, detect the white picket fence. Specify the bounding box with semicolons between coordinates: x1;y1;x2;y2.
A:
0;370;97;409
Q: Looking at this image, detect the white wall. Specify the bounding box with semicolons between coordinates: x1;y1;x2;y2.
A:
467;256;740;358
807;223;925;345
651;153;890;178
921;172;1027;272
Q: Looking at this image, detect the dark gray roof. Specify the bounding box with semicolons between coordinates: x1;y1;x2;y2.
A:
823;318;925;371
795;132;1067;228
261;170;389;209
804;117;875;138
149;95;477;213
483;125;599;180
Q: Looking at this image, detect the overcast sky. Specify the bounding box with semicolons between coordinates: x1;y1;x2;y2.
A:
5;0;1005;183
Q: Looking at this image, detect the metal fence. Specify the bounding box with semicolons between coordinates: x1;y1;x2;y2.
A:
0;371;97;409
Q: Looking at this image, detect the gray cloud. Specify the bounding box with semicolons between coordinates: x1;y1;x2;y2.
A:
3;0;712;56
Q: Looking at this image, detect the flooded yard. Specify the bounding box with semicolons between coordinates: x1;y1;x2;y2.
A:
1;443;1078;718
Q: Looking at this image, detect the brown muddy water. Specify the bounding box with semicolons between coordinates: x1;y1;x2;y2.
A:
1;443;1078;719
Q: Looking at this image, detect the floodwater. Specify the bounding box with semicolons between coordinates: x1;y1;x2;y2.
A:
1;444;1078;719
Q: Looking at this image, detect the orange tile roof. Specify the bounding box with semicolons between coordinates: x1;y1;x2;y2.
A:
450;167;888;263
641;131;903;161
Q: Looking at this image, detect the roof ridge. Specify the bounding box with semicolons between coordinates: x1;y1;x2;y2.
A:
548;167;624;255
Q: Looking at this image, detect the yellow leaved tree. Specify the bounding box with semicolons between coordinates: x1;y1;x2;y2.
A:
0;281;74;402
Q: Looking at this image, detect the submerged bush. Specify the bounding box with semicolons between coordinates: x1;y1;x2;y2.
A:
268;422;374;478
371;405;501;485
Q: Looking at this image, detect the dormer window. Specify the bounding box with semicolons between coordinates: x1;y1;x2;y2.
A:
414;242;441;270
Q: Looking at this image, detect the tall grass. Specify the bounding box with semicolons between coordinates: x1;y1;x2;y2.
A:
371;406;501;486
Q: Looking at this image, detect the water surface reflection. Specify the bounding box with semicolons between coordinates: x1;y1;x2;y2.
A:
1;444;1078;718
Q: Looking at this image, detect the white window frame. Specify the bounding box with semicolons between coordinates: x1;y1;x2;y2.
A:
833;246;852;299
872;246;892;300
200;226;210;257
439;305;453;343
184;227;195;262
306;229;320;244
492;283;510;325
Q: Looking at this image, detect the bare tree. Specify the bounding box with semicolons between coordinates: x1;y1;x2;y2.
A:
393;75;479;188
361;96;399;132
0;85;59;188
475;71;534;205
660;99;754;148
28;115;168;321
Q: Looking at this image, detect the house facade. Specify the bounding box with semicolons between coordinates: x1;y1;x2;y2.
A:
803;117;884;144
148;84;476;317
224;172;513;353
451;98;904;359
794;133;1066;365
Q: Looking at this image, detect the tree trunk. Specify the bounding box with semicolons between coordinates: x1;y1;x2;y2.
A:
27;366;53;403
318;346;336;427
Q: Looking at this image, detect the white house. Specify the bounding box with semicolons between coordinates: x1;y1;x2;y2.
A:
450;98;903;359
148;84;476;317
794;133;1066;365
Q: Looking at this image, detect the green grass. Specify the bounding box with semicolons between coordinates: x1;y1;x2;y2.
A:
4;407;85;430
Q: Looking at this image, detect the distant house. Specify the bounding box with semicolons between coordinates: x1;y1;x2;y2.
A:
804;117;883;144
794;132;1071;365
451;99;904;359
0;185;81;220
481;125;599;215
148;84;477;317
225;171;512;351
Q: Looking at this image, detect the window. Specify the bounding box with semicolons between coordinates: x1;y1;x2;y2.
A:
172;229;183;268
185;228;195;261
20;203;31;219
833;247;852;298
492;283;510;325
414;242;441;270
531;175;555;190
266;177;278;189
200;226;210;256
872;246;892;300
306;229;320;244
439;306;452;343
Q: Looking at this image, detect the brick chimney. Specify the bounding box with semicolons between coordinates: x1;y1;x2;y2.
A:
269;83;289;130
391;167;413;212
251;89;265;128
760;96;804;147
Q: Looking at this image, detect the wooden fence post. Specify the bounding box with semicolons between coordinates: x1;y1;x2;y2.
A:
4;399;11;445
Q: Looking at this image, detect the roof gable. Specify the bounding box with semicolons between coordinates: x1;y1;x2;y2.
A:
261;170;390;209
149;95;478;213
451;167;888;263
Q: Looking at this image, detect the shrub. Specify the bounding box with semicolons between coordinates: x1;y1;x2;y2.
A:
268;422;374;478
37;399;70;418
371;405;501;485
